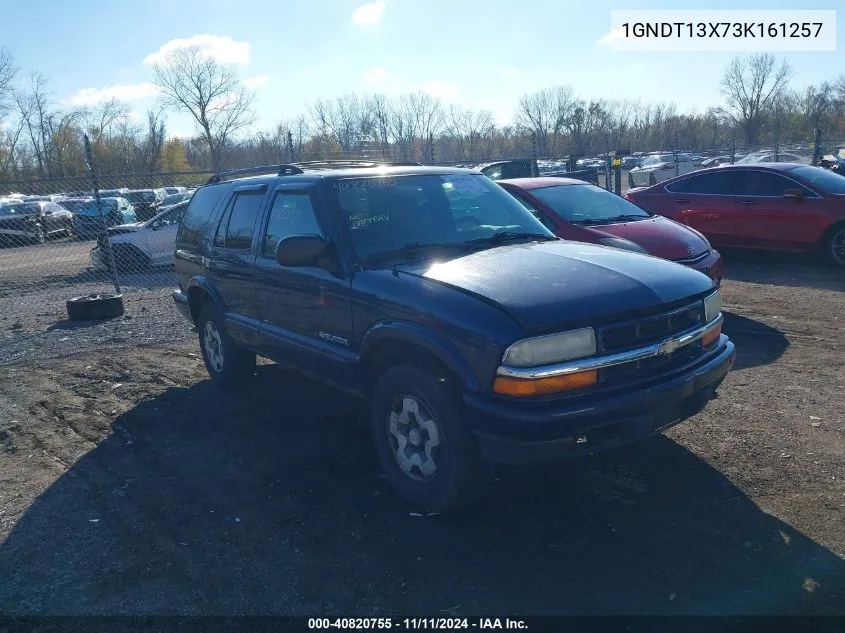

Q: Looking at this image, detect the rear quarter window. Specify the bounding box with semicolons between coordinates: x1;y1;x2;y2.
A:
177;184;228;247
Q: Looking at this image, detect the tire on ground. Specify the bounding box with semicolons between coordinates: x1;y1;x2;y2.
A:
196;303;256;389
66;293;125;321
370;364;493;512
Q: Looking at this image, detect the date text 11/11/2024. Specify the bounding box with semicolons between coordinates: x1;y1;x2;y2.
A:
307;618;528;630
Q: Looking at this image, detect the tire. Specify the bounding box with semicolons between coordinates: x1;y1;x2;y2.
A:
824;223;845;267
66;293;125;321
648;172;657;186
371;365;493;512
628;173;635;188
33;225;46;245
196;303;256;389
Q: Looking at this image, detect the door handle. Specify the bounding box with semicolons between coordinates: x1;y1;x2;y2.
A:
739;200;757;205
674;199;691;204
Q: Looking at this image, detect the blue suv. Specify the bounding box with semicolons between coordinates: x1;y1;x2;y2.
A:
172;161;735;511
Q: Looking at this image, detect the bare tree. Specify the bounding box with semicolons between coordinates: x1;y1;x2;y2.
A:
139;109;166;171
81;98;130;144
514;86;575;155
0;48;17;118
367;94;393;158
310;94;366;154
445;105;494;161
720;53;792;145
152;46;256;171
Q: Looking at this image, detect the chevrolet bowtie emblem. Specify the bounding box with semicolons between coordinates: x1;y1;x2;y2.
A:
657;337;680;355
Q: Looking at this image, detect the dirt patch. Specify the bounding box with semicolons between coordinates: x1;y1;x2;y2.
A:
0;250;843;616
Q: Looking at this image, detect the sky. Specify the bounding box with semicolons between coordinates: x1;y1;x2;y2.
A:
1;0;842;138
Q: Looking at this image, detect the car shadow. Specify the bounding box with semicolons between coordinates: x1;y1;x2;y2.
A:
1;365;843;616
721;310;789;371
721;249;845;292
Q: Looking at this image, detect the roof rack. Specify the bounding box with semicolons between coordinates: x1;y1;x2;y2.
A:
206;163;304;185
293;160;422;170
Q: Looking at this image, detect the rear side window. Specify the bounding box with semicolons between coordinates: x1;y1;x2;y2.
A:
666;171;737;195
214;192;264;250
734;171;813;197
178;184;227;247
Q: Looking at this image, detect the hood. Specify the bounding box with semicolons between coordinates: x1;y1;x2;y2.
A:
396;241;714;332
581;215;711;261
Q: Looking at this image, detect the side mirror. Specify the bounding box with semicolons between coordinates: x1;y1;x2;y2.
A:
150;221;160;231
275;234;328;267
782;189;805;200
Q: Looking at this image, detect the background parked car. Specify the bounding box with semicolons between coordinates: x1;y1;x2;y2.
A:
99;188;129;199
73;197;137;239
628;153;704;187
498;177;724;285
56;197;93;214
91;200;188;271
159;191;193;208
736;151;811;165
0;200;74;245
625;163;845;266
162;186;188;195
123;188;167;221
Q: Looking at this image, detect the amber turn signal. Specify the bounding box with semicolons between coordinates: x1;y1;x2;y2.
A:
493;370;598;397
701;323;722;347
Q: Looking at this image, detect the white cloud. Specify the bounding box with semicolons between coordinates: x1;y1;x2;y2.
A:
597;27;625;45
65;82;160;106
143;34;250;66
364;66;388;86
420;81;458;101
243;75;268;89
500;67;522;77
352;0;385;25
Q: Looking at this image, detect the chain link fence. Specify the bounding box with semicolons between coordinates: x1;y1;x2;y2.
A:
2;140;843;365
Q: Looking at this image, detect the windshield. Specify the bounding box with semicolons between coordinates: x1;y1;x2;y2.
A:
788;165;845;194
77;200;117;216
530;184;651;224
124;191;155;203
327;174;554;261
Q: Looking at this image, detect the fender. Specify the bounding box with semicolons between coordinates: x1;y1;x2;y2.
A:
184;275;228;320
359;320;483;393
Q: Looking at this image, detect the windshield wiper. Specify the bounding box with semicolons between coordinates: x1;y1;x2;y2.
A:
463;231;555;247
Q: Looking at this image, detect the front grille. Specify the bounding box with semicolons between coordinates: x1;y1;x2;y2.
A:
597;301;704;354
601;341;704;384
673;250;710;265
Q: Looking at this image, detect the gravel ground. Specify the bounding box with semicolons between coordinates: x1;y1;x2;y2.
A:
0;248;843;616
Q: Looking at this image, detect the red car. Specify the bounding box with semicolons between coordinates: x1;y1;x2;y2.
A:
498;177;724;285
624;163;845;267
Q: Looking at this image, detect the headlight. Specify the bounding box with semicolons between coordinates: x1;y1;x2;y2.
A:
503;327;596;368
598;237;648;254
704;290;722;322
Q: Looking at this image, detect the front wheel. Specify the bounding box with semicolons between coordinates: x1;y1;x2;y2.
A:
197;304;256;389
370;365;492;512
825;223;845;267
33;225;46;244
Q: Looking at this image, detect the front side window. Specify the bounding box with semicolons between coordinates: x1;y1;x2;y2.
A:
735;171;811;197
262;191;324;258
326;173;553;261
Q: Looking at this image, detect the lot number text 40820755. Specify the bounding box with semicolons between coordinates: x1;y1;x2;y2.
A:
307;618;528;630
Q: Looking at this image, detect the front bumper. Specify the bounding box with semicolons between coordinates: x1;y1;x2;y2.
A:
464;336;735;464
172;289;193;323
